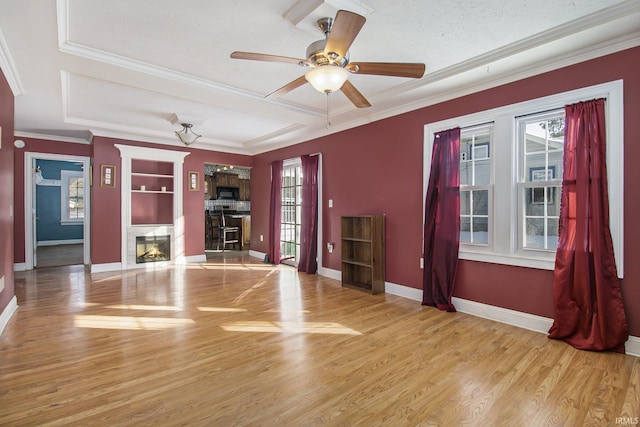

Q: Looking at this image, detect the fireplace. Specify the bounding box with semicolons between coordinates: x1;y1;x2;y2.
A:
136;235;170;263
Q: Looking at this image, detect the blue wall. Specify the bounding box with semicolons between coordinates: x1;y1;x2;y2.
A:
36;159;83;242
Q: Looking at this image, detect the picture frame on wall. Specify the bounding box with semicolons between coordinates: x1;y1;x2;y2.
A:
188;171;199;191
101;165;116;187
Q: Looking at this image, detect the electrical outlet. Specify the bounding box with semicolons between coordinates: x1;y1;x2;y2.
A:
260;235;264;242
420;258;424;269
327;243;334;253
328;199;333;208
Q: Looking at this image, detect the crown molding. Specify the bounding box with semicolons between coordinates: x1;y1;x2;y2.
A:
0;27;25;96
90;128;252;155
14;131;91;145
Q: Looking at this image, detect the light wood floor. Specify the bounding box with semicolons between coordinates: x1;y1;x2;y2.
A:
2;254;638;426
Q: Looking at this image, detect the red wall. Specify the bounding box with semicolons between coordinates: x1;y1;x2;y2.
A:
0;69;15;315
250;47;640;336
12;136;252;266
90;137;252;264
12;138;91;264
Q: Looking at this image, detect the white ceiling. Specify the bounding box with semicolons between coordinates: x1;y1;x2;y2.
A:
1;0;639;155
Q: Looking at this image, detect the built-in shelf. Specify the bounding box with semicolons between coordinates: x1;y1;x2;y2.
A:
115;144;190;269
341;215;385;294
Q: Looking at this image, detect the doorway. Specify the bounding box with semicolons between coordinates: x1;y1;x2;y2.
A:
24;152;91;269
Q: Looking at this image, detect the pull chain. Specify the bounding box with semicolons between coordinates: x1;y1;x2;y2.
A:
325;91;331;129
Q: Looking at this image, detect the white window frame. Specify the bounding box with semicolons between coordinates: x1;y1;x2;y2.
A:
60;170;84;225
459;124;494;248
516;109;564;253
424;80;623;277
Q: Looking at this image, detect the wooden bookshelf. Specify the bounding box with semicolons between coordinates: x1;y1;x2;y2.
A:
341;215;385;294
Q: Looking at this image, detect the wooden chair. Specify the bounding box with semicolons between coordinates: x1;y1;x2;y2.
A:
206;212;221;250
219;210;239;251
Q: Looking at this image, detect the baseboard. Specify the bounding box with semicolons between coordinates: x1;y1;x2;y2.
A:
186;254;207;263
90;262;122;273
318;267;341;281
37;239;83;246
249;250;267;262
626;336;640;358
383;281;639;357
13;263;27;272
0;296;18;336
451;297;554;334
385;281;422;301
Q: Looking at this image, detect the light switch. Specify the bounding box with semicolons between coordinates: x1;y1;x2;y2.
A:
328;199;333;208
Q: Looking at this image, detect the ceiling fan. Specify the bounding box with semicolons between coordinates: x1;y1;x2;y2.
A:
230;10;426;108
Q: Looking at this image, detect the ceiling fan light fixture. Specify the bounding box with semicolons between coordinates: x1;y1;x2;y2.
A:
305;65;348;93
175;123;201;146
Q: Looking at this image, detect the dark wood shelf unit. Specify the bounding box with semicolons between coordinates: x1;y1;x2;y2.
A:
341;215;385;294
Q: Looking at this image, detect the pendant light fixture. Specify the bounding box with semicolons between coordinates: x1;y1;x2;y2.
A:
175;123;201;146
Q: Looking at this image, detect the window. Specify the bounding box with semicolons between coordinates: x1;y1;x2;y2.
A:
460;126;492;245
61;170;84;225
281;159;302;266
424;80;623;276
518;111;564;251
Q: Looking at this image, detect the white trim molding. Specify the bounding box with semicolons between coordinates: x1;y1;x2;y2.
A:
90;262;123;274
185;254;207;264
0;28;25;96
24;152;92;270
115;144;189;270
38;239;83;246
384;281;639;357
0;296;18;336
424;80;624;276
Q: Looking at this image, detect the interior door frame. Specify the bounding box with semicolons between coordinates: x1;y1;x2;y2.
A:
24;152;91;270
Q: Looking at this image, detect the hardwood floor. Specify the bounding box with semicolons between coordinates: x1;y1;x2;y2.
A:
1;254;638;426
36;243;83;268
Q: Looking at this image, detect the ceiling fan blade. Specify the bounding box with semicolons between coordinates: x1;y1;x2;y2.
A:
266;75;308;98
341;80;371;108
324;10;366;62
230;51;309;67
347;62;426;78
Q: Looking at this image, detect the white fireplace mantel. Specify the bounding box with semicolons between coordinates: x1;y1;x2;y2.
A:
115;144;190;269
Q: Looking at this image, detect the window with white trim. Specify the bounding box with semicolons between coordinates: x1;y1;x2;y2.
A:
423;80;624;276
517;110;564;252
460;125;493;246
60;170;84;225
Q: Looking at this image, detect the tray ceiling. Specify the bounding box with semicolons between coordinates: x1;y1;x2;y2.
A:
1;0;639;154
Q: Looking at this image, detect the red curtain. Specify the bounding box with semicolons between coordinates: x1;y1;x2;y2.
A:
298;154;319;274
548;98;628;353
423;128;461;312
268;160;283;264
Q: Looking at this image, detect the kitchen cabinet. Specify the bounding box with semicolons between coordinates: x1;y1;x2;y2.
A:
214;173;239;188
239;179;250;201
204;175;214;199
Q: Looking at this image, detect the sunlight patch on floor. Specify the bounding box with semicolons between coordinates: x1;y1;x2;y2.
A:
197;307;248;313
183;263;278;271
74;315;195;330
105;304;182;311
220;321;362;335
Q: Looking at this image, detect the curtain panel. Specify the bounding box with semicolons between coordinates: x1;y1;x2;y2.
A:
422;128;461;312
298;154;319;274
268;160;283;264
548;98;628;353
